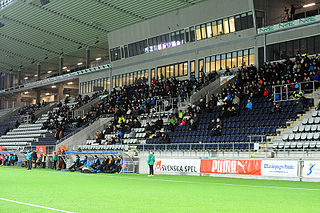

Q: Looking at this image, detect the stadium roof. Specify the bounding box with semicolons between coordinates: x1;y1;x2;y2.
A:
0;0;205;75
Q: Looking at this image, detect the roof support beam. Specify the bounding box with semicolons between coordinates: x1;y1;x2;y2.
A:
26;1;109;33
92;0;147;20
1;15;90;48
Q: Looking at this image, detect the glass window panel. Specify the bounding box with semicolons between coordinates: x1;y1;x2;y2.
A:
223;18;230;34
201;24;207;39
179;63;183;76
307;37;315;54
210;56;216;72
205;57;210;73
206;23;212;38
220;54;226;70
171;32;176;47
300;38;307;54
190;61;195;78
293;40;300;55
166;66;170;79
161;67;166;79
216;55;221;70
185;28;190;42
189;26;195;42
180;30;184;44
247;12;254;28
157;68;161;80
196;25;202;41
232;52;238;68
315;35;320;53
170;65;174;78
151;68;155;80
229;17;236;32
241;13;248;30
243;50;249;66
226;53;232;69
235;15;242;31
184;62;188;76
211;21;218;36
217;20;223;35
249;48;255;65
144;71;149;83
237;50;243;66
174;64;179;77
198;59;204;80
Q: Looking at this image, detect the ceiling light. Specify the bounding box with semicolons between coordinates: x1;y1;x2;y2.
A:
303;3;315;7
45;93;50;95
96;57;102;61
66;69;70;72
24;92;29;94
67;82;73;85
47;70;52;73
34;74;38;77
63;66;67;69
24;77;28;80
77;62;83;66
51;85;56;88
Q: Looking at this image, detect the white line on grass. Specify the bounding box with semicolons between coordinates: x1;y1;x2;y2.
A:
0;198;75;213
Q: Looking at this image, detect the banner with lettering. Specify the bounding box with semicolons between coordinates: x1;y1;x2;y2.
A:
154;159;200;175
200;159;261;175
261;160;298;177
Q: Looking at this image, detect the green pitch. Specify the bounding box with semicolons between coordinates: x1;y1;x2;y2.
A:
0;166;319;213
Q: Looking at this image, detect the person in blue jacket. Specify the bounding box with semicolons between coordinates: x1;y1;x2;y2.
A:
26;150;33;170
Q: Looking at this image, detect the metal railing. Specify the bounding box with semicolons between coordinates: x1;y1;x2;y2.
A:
273;80;319;102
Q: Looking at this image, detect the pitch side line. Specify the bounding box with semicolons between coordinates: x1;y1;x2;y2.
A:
112;176;320;191
0;198;75;213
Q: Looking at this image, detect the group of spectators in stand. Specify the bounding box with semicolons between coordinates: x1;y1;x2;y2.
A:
157;54;319;141
68;154;123;173
40;78;200;144
0;153;18;166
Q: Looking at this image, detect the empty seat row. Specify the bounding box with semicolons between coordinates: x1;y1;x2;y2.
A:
147;135;265;144
293;125;320;133
123;139;139;144
1;134;42;139
282;132;320;141
302;117;320;125
0;138;34;142
79;145;128;150
137;143;255;151
7;129;47;135
273;142;320;149
0;142;29;146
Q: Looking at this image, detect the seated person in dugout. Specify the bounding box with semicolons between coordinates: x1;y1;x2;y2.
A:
68;155;81;171
91;155;101;170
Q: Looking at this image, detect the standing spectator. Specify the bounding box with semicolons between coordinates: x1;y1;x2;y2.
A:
26;150;33;170
147;152;155;177
53;152;58;170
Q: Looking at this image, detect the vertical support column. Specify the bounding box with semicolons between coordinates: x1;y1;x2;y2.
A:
57;84;64;102
86;47;90;69
109;68;112;94
36;89;41;105
9;72;13;88
18;69;22;85
16;93;22;107
59;55;63;75
148;69;151;86
263;33;267;63
37;63;41;81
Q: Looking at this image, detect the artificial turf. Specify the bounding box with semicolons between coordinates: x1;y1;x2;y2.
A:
0;166;319;213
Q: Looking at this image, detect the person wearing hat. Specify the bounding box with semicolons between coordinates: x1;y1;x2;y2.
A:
26;150;33;170
147;152;155;176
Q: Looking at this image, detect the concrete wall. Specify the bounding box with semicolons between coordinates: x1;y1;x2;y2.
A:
108;0;254;48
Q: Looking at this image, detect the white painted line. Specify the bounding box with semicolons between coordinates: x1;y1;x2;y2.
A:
0;198;75;213
111;176;320;191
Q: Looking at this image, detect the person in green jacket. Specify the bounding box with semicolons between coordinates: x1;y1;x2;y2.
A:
147;152;155;176
53;152;58;170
